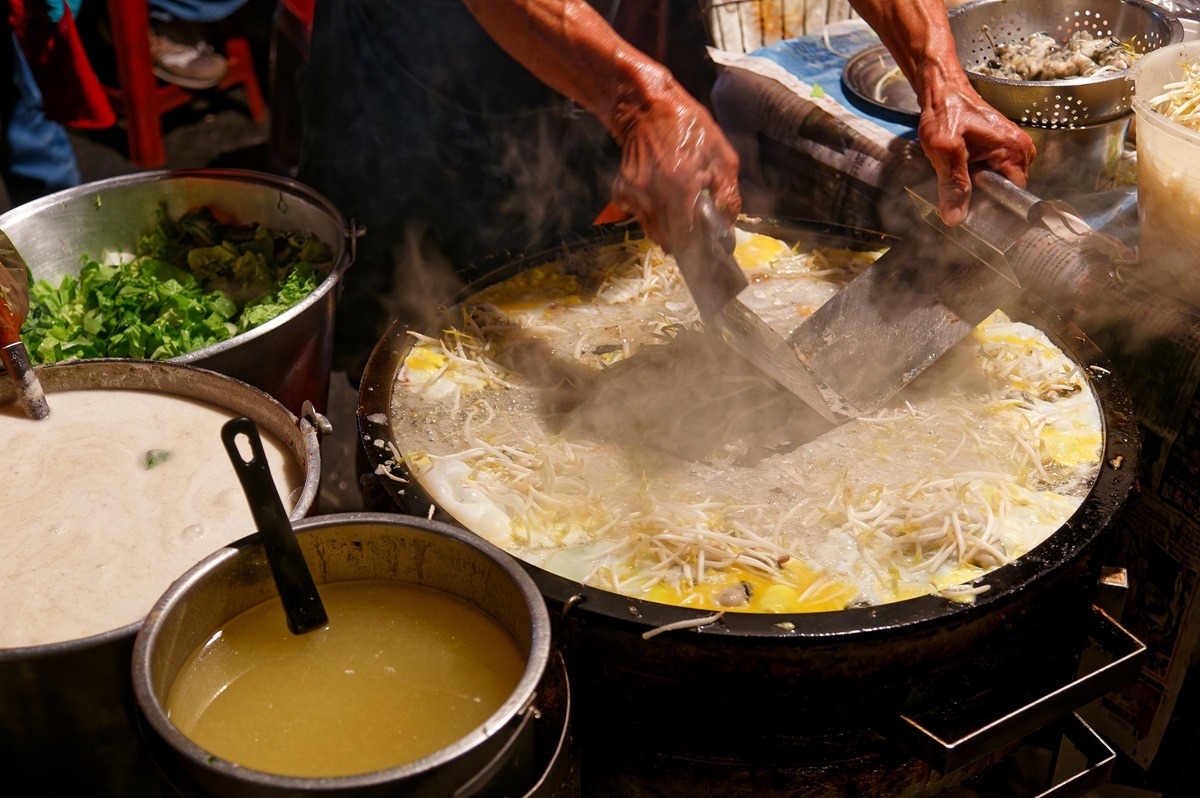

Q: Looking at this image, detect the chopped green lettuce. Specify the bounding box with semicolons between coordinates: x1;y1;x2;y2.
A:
145;449;171;469
20;208;332;365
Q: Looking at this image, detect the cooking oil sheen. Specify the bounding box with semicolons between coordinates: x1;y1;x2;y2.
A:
165;580;525;778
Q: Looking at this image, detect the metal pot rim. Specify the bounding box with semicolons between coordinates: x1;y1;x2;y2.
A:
0;168;354;367
0;357;322;662
131;512;553;790
358;218;1140;643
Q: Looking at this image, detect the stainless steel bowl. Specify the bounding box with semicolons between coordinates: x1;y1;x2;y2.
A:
949;0;1182;128
133;514;554;798
0;169;354;414
0;358;322;797
1023;114;1133;191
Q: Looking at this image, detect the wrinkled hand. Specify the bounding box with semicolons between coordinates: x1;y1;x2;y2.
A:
917;79;1035;225
610;80;741;252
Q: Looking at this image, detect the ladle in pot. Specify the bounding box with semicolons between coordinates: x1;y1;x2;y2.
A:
0;228;49;420
221;417;327;634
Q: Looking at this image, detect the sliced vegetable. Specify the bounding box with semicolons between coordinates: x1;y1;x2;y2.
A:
145;449;171;469
1149;58;1200;132
20;208;332;365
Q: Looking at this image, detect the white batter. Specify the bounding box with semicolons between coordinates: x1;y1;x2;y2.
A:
0;389;303;648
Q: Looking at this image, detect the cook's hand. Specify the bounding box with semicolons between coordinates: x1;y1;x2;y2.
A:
610;78;741;252
917;77;1035;226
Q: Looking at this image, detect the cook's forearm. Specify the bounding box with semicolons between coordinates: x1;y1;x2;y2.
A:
461;0;677;142
847;0;969;102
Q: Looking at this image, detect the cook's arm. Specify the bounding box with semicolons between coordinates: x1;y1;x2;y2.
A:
461;0;740;250
847;0;1035;225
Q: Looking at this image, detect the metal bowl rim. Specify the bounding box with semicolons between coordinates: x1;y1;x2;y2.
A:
947;0;1184;89
0;357;321;662
0;168;354;366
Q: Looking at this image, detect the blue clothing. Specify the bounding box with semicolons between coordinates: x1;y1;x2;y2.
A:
3;34;82;199
149;0;249;24
44;0;84;24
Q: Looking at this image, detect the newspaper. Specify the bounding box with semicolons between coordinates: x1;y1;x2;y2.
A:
708;34;930;231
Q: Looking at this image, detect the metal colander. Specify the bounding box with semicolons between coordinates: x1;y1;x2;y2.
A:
948;0;1182;128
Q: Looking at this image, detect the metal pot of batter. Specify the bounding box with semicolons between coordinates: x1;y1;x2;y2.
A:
0;358;323;796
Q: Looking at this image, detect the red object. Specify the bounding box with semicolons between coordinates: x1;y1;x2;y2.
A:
103;0;267;168
9;0;117;128
279;0;314;41
592;201;632;226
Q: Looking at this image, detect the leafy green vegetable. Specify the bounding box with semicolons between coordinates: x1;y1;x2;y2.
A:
20;208;332;365
145;449;171;469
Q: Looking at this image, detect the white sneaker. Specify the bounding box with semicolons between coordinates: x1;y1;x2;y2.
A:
149;32;228;90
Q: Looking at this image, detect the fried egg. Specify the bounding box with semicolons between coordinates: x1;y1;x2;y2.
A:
389;231;1104;613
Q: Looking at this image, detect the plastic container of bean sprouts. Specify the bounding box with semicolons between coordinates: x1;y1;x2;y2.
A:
1132;41;1200;307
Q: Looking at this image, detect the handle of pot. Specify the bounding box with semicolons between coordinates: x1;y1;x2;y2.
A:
892;605;1144;774
452;702;539;798
1030;713;1117;798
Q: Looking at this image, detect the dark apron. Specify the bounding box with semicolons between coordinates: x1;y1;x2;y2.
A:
299;0;623;366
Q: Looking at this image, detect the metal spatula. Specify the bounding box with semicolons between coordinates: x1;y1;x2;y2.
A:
675;182;1031;423
784;179;1029;418
674;195;840;424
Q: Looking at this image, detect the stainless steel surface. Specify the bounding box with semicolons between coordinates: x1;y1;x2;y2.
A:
785;204;1025;418
948;0;1182;128
133;513;553;797
907;181;1026;286
1034;714;1117;798
0;169;354;415
841;43;920;122
715;301;841;424
1023;115;1134;193
0;358;321;796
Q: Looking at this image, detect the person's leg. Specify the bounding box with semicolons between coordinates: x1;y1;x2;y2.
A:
2;35;82;205
148;0;247;24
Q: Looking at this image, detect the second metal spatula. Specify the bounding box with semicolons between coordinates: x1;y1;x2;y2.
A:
675;182;1030;424
785;180;1028;418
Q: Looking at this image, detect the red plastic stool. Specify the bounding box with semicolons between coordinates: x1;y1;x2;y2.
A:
104;0;266;168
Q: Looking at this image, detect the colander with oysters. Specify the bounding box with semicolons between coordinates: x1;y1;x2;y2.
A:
948;0;1182;128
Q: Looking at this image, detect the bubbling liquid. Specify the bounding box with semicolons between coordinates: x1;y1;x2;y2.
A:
165;580;526;778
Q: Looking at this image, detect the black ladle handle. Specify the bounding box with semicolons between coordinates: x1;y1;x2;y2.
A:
221;417;328;634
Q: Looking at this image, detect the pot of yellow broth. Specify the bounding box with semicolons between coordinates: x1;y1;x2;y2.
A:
133;513;554;798
0;358;322;796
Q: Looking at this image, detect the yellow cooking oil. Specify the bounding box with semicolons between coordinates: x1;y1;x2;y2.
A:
165;580;525;778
